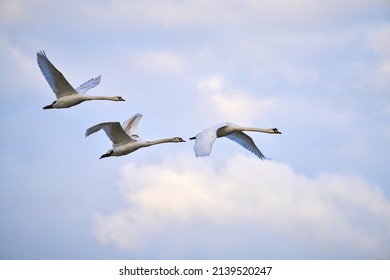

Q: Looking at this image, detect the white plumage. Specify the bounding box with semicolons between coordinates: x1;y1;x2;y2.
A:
190;122;281;159
86;113;186;159
37;50;125;109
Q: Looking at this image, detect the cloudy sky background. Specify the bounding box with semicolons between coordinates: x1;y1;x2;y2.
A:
1;0;389;259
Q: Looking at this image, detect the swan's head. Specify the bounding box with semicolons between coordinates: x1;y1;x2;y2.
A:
272;128;282;134
115;96;126;101
173;137;186;143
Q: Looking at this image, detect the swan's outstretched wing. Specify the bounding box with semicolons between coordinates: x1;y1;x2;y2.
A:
75;75;101;93
85;122;132;146
36;51;77;98
225;131;267;160
122;113;143;138
192;127;219;157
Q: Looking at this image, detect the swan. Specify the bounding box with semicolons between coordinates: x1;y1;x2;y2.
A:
85;113;186;159
37;51;125;109
189;122;281;159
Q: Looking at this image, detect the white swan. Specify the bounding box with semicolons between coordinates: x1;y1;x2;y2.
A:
189;122;281;159
37;51;125;109
85;113;186;159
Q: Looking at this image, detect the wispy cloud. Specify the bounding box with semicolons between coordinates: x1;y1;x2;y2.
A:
84;0;389;28
3;0;387;29
195;75;279;124
130;50;187;76
0;36;43;96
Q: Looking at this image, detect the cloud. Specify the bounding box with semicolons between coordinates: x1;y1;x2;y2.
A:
195;75;279;124
3;0;388;29
130;50;187;76
84;0;389;28
0;36;43;97
280;64;319;85
375;61;390;88
0;0;25;23
369;24;390;57
365;24;390;88
93;154;390;259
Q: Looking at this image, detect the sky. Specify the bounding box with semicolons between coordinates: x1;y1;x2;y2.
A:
0;0;389;260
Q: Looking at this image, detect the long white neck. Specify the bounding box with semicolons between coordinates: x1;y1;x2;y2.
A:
240;127;277;134
86;95;118;101
144;138;178;146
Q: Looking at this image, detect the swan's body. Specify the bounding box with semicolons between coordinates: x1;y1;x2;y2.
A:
37;51;125;109
85;113;185;159
190;122;281;159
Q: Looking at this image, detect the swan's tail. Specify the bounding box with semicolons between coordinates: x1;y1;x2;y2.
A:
43;104;54;109
43;101;56;110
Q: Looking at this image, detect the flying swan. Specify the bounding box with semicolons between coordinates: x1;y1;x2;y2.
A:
37;50;125;109
189;122;281;159
85;113;186;159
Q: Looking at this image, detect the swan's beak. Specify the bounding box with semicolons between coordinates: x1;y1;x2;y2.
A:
189;136;196;140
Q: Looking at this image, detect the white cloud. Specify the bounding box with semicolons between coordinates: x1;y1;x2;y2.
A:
130;50;187;76
0;0;389;33
197;75;225;92
365;24;390;88
375;60;390;87
280;64;319;85
85;0;389;28
4;0;388;29
368;24;390;57
0;0;78;26
0;36;44;97
196;75;279;124
0;0;25;23
93;154;390;258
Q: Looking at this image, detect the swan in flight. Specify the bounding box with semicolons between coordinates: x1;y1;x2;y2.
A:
37;51;125;109
189;122;281;159
85;113;186;159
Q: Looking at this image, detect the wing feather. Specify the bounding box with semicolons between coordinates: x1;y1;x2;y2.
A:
122;113;143;138
193;127;218;157
75;75;101;93
85;122;132;146
225;131;267;160
36;51;76;98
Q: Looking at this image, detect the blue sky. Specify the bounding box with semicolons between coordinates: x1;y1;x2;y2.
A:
0;0;389;259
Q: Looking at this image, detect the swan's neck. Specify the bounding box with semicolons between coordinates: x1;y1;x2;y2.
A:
86;95;117;101
145;138;176;146
241;127;276;134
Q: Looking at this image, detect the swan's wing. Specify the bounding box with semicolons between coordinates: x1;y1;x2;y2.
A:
36;51;77;98
225;131;267;160
75;75;101;93
193;127;219;157
122;113;143;138
85;122;132;146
